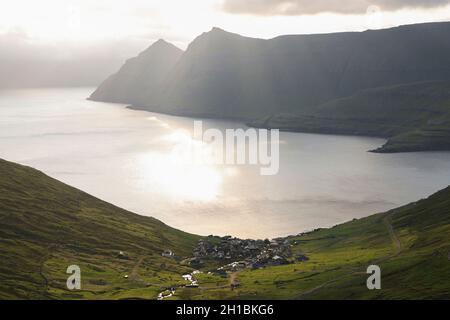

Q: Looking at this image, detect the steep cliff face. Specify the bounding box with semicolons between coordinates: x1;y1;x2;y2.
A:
154;28;275;119
89;22;450;152
92;22;450;120
165;22;450;119
89;39;183;106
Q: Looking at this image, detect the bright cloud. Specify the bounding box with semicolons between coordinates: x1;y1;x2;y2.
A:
1;0;450;87
222;0;450;16
1;0;450;49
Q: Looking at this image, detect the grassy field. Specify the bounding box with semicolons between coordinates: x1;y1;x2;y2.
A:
1;158;449;299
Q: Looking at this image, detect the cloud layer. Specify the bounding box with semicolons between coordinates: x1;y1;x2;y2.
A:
0;30;136;88
222;0;450;15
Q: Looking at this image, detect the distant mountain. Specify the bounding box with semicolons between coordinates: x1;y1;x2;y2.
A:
89;39;183;106
158;23;450;120
90;22;450;152
92;22;450;120
0;159;198;299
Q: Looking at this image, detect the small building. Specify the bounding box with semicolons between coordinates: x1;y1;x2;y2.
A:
249;262;264;270
270;240;280;248
213;269;227;277
162;249;174;258
271;255;288;265
246;244;259;251
182;274;193;281
295;254;309;262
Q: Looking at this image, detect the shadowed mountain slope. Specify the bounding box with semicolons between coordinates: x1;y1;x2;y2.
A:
93;22;450;120
252;81;450;152
89;39;183;106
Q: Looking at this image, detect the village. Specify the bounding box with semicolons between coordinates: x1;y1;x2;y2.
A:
181;235;308;271
157;235;309;299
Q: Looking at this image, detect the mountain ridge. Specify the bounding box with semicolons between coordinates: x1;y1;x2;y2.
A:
91;21;450;151
92;21;450;117
89;39;183;106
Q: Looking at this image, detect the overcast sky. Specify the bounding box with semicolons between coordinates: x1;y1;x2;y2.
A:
2;0;450;87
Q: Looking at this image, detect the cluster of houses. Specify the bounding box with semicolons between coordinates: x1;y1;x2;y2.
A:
189;235;307;270
156;235;309;297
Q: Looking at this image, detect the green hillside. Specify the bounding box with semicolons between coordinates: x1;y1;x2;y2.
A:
0;159;199;299
1;158;449;300
377;111;450;152
252;81;450;153
176;187;450;300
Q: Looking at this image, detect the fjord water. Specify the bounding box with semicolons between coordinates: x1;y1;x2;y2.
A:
2;88;450;238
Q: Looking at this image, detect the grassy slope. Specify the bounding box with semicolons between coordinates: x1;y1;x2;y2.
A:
0;159;199;299
378;111;450;152
176;188;450;300
1;158;449;300
252;81;450;153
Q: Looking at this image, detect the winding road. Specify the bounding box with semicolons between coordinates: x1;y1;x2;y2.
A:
383;215;402;256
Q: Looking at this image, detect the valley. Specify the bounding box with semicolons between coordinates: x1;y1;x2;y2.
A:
1;158;449;300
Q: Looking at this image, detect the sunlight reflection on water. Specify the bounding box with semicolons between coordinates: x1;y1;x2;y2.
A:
2;88;450;238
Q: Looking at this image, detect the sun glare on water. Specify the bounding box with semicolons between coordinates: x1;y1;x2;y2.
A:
135;129;224;202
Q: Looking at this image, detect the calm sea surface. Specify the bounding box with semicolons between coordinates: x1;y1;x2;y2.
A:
2;87;450;238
